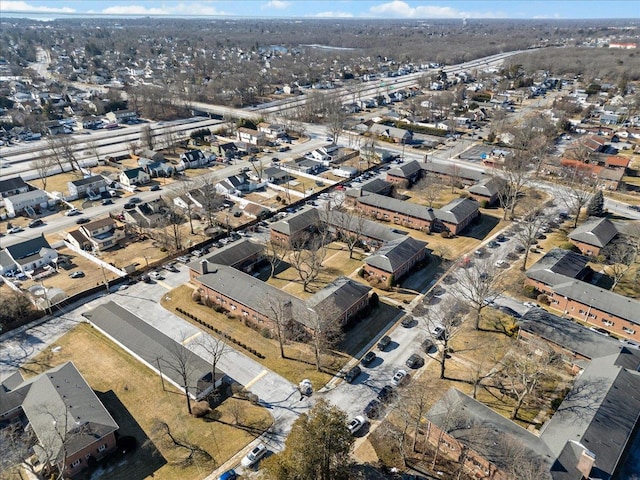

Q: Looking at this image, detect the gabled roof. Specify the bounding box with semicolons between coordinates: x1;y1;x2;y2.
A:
20;362;118;463
519;308;624;362
359;178;393;195
319;210;406;243
181;149;206;162
189;239;263;274
525;248;590;286
5;234;52;261
271;206;320;236
306;276;371;317
121;167;145;179
605;155;630;168
541;349;640;478
387;160;422;179
354;191;436;222
435;197;479;224
4;189;48;204
419;161;486;182
425;388;553;471
365;236;427;273
468;176;506;197
82;217;116;232
83;302;220;394
568;217;618;248
0;175;29;193
69;175;107;187
369;123;412;139
552;280;640;325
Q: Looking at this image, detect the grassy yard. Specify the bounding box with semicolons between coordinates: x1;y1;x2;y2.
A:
161;285;347;387
20;323;271;480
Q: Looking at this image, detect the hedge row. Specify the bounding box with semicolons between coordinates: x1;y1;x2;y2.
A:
176;307;266;359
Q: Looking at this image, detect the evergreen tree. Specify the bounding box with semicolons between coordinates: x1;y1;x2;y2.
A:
586;190;605;217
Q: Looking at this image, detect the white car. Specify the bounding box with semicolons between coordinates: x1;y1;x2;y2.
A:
495;259;508;268
149;271;164;280
65;208;80;216
347;415;366;434
391;369;408;387
523;301;538;309
240;443;268;467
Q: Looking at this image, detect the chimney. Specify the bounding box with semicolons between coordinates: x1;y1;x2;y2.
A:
200;260;208;274
572;441;595;479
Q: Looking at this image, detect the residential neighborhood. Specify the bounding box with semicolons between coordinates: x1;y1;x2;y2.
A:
1;10;640;480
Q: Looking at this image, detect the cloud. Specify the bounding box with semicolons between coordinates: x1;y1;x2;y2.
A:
368;1;501;18
91;2;227;16
314;10;354;18
99;5;170;15
263;0;290;9
0;1;75;13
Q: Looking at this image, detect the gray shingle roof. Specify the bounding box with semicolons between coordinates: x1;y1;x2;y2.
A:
552;280;640;325
419;161;486;182
359;178;393;195
365;236;427;273
69;175;107;187
270;206;321;236
541;349;640;478
20;362;118;463
318;210;406;244
195;265;316;328
568;218;618;248
525;248;590;286
306;277;371;316
355;191;436;222
519;308;625;362
434;197;479;224
468;176;506;197
83;302;220;394
387;160;422;179
0;175;28;194
5;234;52;261
189;239;263;274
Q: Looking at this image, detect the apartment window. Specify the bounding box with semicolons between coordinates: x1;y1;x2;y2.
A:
578;309;585;315
71;459;81;468
602;320;614;327
623;327;636;335
230;305;236;311
97;444;107;453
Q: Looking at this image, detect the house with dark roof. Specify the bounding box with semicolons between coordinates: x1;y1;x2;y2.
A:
468;176;506;206
188;239;264;277
263;166;291;184
525;248;640;342
105;109;138;124
434;197;480;235
423;326;640;480
306;277;372;325
1;234;57;275
0;362;119;478
179;149;209;169
138;149;164;162
358;178;394;196
385;160;422;187
0;175;29;199
319;209;407;250
270;206;321;245
420;161;486;186
368;123;413;143
83;302;224;400
123;198;172;228
364;236;428;285
67;175;108;199
568;217;618;256
138;157;174;178
118;167;150;187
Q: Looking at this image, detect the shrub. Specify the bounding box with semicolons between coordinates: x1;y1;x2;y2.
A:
247;393;260;405
559;242;579;252
537;294;550;305
260;327;272;339
480;200;489;209
522;285;538;299
441;231;451;239
357;268;366;278
191;289;202;304
192;401;211;418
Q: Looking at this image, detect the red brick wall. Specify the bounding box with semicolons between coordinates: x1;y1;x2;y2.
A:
365;247;427;284
64;431;117;477
355;203;432;231
569;239;601;256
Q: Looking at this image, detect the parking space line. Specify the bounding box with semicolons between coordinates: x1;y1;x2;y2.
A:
157;280;172;290
182;332;201;345
244;370;268;390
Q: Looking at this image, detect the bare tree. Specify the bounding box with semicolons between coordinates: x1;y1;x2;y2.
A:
198;175;220;229
0;425;36;476
31;155;56;190
601;235;639;290
512;202;548;270
196;333;229;388
328;208;367;259
57;136;82;172
141;124;155;150
451;258;507;330
152;420;212;465
415;173;441;208
421;296;467;379
161;208;185;252
325;97;348;144
305;304;343;372
265;237;290;279
496;154;531;220
496;437;552;480
158;336;197;414
262;296;295;359
85;140;103;168
501;342;558;420
171;180;197;234
289;229;329;293
558;166;597;229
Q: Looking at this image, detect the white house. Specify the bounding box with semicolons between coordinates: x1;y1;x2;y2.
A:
1;235;58;275
257;122;286;139
119;168;150;187
332;166;358;178
4;190;50;217
237;127;265;146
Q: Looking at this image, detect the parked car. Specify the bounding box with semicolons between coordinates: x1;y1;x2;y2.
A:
377;335;391;351
421;338;435;353
150;185;161;191
496;234;508;242
377;385;396;403
495;260;508;268
65;208;81;216
28;219;44;228
163;263;179;272
141;274;152;284
347;415;366;434
8;226;24;234
149;271;164;280
589;327;610;336
405;353;424;369
487;240;500;248
240;443;268;467
391;369;408;387
430;325;446;340
218;469;237;480
123;203;136;210
76;217;90;225
400;316;414;328
364;399;383;419
474;248;484;257
344;365;361;383
69;271;85;278
129;197;142;204
523;301;538;309
361;351;376;366
101;198;114;205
